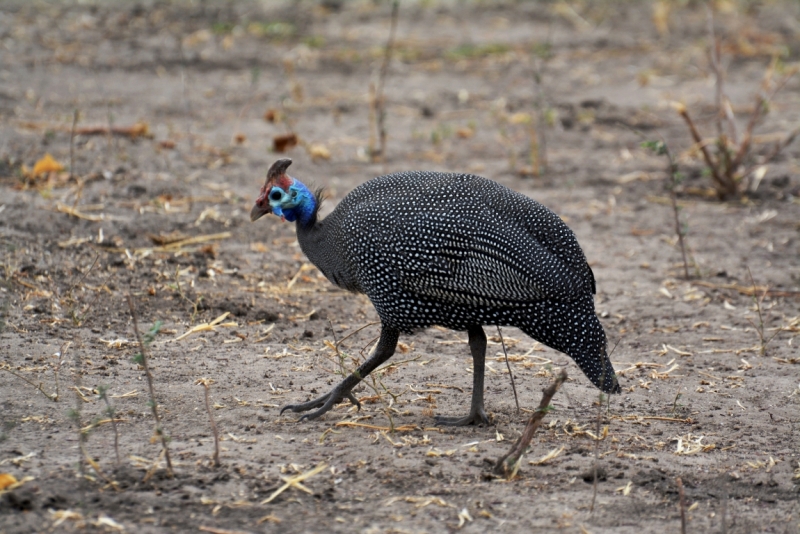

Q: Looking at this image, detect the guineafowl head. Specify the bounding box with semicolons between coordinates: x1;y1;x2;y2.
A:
250;158;317;226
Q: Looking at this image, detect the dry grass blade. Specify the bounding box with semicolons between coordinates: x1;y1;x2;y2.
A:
198;526;253;534
143;232;231;252
261;462;327;504
529;446;565;466
334;421;418;432
56;202;106;222
174;312;235;341
691;280;800;298
616;415;694;424
98;232;232;255
79;417;126;433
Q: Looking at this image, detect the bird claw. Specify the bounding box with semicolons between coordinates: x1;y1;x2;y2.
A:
280;387;360;421
434;407;491;427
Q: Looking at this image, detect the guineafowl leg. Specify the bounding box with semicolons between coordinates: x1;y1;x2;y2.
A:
434;325;490;426
280;326;400;421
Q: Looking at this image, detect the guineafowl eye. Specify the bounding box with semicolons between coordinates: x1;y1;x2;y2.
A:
270;190;282;201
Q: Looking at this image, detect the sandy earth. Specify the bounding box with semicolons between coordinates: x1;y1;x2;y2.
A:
1;1;799;533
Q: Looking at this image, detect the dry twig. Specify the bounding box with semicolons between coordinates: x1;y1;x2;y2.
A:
0;363;59;402
75;122;151;139
676;477;687;534
746;267;779;356
640;135;692;279
494;369;568;477
70;343;86;478
127;295;173;475
370;0;399;162
97;386;121;466
496;326;520;412
196;378;221;467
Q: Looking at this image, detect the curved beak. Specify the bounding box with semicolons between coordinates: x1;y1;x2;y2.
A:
250;201;271;222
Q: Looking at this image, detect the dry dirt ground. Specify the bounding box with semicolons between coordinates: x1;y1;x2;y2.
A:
1;1;799;533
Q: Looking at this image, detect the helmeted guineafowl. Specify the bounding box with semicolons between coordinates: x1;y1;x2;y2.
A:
251;158;620;425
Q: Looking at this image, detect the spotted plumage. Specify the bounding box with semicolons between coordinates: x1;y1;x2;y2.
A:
251;159;620;424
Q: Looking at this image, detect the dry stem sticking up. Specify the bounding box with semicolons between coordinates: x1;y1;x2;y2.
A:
494;369;568;478
370;0;399;162
196;378;221;467
127;295;173;475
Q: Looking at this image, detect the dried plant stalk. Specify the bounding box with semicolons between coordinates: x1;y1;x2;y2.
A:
127;295;173;475
496;326;520;412
676;104;734;198
676;477;687;534
494;369;567;477
196;378;221;467
674;6;799;200
370;0;399;162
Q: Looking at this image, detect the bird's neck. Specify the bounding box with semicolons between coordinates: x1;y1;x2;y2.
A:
296;215;359;293
295;216;327;263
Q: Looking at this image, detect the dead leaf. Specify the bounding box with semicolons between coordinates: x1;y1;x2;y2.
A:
0;473;18;490
273;133;298;153
32;153;64;176
148;231;191;246
308;144;331;160
264;109;281;122
456;127;474;139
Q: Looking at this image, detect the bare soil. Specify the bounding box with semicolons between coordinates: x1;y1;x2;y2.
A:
1;2;799;533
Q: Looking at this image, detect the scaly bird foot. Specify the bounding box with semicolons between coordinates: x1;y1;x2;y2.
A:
434;406;491;427
279;387;360;421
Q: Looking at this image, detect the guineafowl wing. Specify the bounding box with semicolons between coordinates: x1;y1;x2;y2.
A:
395;209;588;307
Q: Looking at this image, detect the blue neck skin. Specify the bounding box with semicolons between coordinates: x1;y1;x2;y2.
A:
269;178;316;227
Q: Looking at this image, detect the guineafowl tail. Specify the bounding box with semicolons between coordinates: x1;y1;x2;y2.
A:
516;297;621;394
